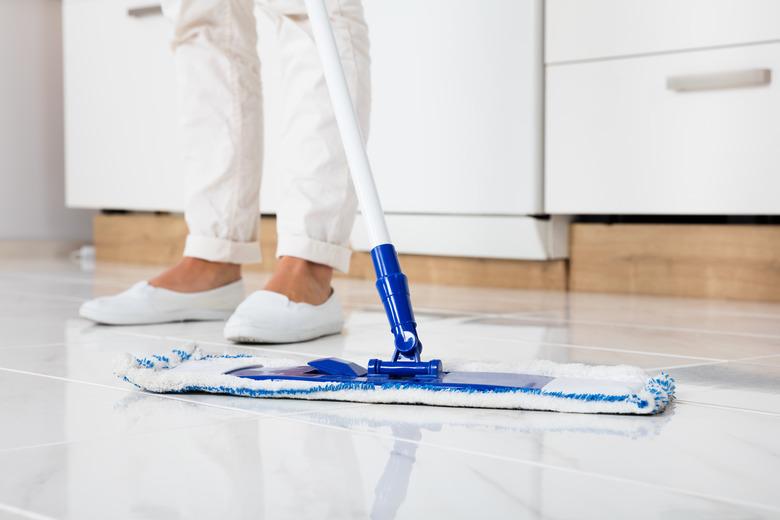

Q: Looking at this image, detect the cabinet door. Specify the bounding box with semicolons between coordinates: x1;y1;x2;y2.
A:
64;1;283;213
547;0;780;64
546;43;780;214
363;0;543;215
64;0;184;211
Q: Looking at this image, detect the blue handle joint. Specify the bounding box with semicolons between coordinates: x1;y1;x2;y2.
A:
367;244;442;378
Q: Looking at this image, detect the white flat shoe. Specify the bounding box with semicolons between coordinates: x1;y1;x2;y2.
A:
224;290;343;343
79;280;244;325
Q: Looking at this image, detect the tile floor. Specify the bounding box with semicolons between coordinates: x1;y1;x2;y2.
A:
0;255;779;519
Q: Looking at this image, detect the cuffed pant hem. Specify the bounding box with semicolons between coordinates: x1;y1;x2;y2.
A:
183;235;261;264
276;234;352;273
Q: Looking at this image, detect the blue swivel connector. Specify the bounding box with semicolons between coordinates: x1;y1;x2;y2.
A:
367;244;442;378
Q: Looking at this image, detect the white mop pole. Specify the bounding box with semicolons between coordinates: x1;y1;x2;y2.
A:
304;0;391;248
306;0;434;372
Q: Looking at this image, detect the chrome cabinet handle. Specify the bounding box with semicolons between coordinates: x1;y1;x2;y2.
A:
127;5;163;17
667;68;771;92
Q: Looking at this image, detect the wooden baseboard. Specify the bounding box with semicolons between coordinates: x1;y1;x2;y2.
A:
569;223;780;301
94;214;188;265
92;215;780;299
93;214;567;290
347;251;567;290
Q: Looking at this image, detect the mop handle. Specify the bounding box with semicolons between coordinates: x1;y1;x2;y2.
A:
304;0;390;248
306;0;436;372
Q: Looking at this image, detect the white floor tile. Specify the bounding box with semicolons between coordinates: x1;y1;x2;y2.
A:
741;354;780;367
0;370;245;451
0;415;775;520
1;257;779;518
439;316;780;361
668;361;780;413
0;340;370;419
287;399;780;512
508;292;780;336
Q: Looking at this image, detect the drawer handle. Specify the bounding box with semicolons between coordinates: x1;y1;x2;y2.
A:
667;68;771;92
127;5;163;17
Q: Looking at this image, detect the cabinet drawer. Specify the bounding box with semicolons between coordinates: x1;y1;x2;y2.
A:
545;43;780;215
546;0;780;64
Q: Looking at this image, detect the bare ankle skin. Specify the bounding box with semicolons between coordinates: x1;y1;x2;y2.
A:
264;256;333;305
148;257;242;293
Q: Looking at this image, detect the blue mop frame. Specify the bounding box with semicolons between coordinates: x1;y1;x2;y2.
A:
367;243;442;378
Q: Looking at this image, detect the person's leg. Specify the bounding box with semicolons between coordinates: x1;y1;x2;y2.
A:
260;0;371;304
79;0;261;324
82;0;370;330
151;0;263;293
222;0;369;342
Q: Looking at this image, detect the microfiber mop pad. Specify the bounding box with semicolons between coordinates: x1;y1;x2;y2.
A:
115;346;675;415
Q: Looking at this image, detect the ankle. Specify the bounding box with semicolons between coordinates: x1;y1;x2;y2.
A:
149;257;242;293
264;256;333;304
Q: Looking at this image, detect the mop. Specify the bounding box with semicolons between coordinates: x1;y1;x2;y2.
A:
116;0;675;415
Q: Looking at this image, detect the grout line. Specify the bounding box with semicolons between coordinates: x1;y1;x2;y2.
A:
0;342;69;351
0;440;78;453
0;366;305;421
675;400;780;417
495;312;780;341
406;306;487;318
650;352;780;372
646;360;728;372
110;331;326;359
0;399;368;456
733;353;780;363
0;272;94;286
448;333;727;362
0;288;87;304
0;363;371;423
0;273;128;289
502;305;780;323
0;415;256;456
0;502;58;520
168;397;374;421
0;364;261;412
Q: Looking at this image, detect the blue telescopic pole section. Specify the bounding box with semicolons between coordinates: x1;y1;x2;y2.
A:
368;243;442;377
370;244;420;360
305;0;441;377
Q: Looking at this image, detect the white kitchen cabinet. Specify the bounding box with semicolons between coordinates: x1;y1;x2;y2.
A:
363;0;543;215
547;0;780;64
545;0;780;215
63;0;183;212
63;0;285;213
65;0;563;260
355;0;558;258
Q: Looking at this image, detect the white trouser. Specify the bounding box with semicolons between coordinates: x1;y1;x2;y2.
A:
161;0;370;272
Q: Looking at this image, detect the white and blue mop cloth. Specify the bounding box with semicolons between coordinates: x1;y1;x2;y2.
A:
115;346;675;415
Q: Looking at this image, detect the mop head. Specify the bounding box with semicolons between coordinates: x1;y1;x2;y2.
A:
115;346;675;415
